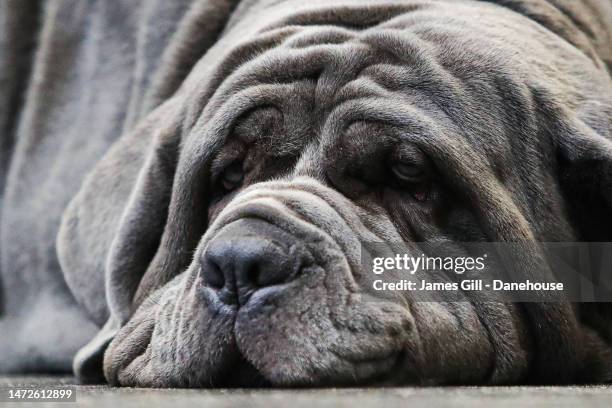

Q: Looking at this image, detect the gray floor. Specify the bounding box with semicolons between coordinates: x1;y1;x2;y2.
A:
1;376;612;407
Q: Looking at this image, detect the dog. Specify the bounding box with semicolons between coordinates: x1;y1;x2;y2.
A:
1;0;612;386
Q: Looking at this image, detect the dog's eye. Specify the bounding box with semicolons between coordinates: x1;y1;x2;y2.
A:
220;161;244;191
392;162;424;182
391;161;431;202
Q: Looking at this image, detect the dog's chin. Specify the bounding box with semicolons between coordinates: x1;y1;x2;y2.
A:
229;290;412;387
208;335;403;388
238;346;404;387
232;312;406;387
228;350;403;388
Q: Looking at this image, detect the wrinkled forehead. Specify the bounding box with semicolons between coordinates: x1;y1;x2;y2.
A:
177;1;533;179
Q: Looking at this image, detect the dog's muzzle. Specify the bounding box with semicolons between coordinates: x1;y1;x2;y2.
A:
200;218;311;307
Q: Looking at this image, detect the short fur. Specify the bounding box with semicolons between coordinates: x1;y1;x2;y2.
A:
1;0;612;386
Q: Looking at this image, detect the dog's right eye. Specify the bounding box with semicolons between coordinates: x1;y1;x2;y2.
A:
392;164;431;202
390;148;437;203
220;161;244;191
391;162;425;182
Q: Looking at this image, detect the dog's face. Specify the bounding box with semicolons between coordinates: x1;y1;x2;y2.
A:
82;3;612;387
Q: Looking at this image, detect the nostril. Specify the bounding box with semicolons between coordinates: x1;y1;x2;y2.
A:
233;245;289;290
247;263;263;288
201;254;225;290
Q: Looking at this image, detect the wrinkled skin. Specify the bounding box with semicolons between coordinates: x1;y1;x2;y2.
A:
92;1;612;386
3;0;612;387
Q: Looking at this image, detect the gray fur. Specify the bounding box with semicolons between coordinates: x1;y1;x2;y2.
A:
1;0;612;386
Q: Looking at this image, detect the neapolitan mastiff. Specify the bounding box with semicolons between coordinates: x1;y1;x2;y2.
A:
1;0;612;386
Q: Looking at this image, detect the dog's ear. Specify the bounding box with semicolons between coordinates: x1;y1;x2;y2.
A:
55;0;242;382
556;115;612;241
57;97;186;383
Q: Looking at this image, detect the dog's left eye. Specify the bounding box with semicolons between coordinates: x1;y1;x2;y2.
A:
220;161;244;191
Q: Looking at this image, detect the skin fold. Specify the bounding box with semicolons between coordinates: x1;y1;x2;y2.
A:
2;0;612;386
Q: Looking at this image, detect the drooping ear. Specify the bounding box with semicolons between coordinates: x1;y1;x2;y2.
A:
555;116;612;241
55;1;243;383
56;97;184;383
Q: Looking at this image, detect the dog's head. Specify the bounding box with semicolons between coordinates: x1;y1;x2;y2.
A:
58;1;612;387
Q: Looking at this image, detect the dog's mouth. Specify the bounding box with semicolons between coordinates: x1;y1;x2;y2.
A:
216;334;404;388
104;248;412;388
196;277;407;387
209;352;403;389
221;340;404;388
216;353;272;388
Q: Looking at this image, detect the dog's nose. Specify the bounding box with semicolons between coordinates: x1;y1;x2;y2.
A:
201;219;303;306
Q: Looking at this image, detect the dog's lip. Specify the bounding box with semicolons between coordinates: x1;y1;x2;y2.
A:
218;353;272;388
231;316;404;387
197;284;238;316
197;274;296;313
224;346;403;387
333;350;404;385
197;277;406;386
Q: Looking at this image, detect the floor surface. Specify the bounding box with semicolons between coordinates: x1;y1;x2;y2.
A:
1;376;612;407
